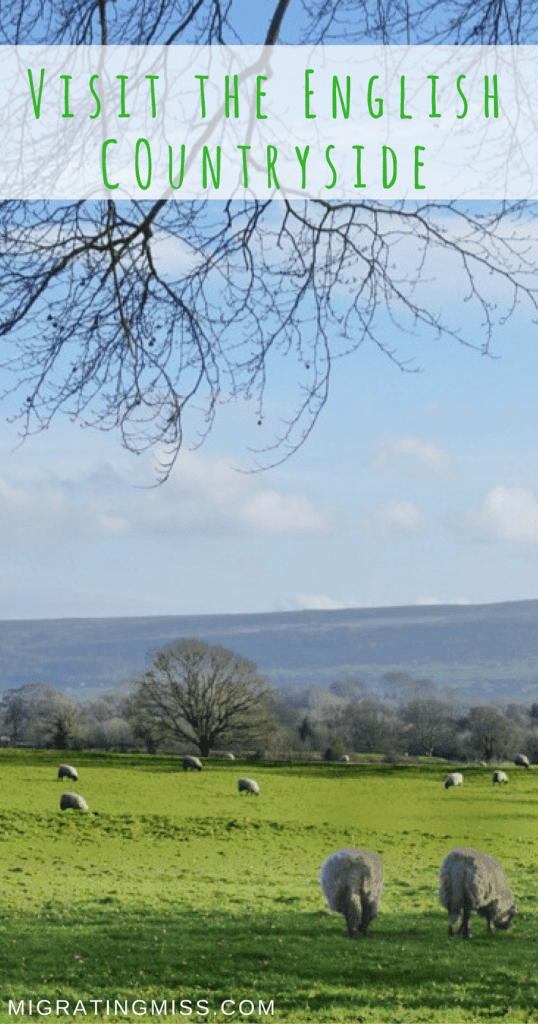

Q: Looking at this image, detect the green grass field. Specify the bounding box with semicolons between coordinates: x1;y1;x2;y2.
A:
0;751;537;1023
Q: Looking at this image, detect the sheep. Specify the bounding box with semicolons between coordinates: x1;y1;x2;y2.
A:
339;754;350;763
514;753;530;769
439;847;517;939
237;777;259;795
57;764;78;781
222;752;235;760
320;848;383;939
60;791;88;811
182;755;202;771
493;770;509;784
444;772;463;789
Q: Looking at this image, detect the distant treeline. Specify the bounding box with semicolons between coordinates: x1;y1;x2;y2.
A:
2;666;538;763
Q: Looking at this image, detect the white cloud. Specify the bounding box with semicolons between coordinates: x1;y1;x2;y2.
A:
242;490;325;536
150;231;201;277
415;595;471;606
369;436;452;476
452;484;538;543
0;450;330;552
358;500;423;537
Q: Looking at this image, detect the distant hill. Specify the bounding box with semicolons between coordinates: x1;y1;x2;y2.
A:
1;599;538;705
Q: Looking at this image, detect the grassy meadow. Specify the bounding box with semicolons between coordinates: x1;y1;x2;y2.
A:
0;751;537;1023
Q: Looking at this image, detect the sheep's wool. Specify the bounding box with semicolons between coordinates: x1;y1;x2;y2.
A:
439;847;516;936
237;778;259;794
60;791;88;811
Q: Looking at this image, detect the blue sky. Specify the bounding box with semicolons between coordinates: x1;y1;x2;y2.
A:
3;0;538;620
2;218;538;621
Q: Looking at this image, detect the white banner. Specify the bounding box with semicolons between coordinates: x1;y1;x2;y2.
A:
0;45;533;199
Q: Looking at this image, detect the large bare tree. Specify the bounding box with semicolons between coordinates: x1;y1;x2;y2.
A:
129;637;274;756
1;0;538;479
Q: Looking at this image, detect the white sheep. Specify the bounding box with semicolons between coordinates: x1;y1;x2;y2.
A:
339;754;350;763
60;791;88;811
514;753;530;769
492;770;509;784
238;777;259;795
58;764;78;781
182;755;203;771
222;752;235;760
439;847;517;939
320;848;383;939
444;772;463;789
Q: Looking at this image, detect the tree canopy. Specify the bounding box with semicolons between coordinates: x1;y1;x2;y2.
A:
129;637;274;756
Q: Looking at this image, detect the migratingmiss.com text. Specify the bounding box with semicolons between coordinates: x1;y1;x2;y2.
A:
8;997;275;1017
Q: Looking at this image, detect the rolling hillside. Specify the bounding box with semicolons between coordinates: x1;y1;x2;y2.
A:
1;599;538;705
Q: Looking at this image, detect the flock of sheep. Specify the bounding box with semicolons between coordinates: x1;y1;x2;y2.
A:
56;752;530;942
180;756;260;793
445;753;530;789
57;763;88;810
56;758;260;812
322;753;529;941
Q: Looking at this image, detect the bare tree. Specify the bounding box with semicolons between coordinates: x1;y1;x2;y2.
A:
0;685;35;744
466;705;520;762
0;683;81;748
343;697;404;754
400;697;454;756
129;637;274;756
121;687;170;754
2;0;538;479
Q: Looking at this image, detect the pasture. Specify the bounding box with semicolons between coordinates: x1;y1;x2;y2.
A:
0;751;537;1023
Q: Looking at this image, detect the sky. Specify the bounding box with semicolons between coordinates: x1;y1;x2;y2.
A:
2;214;538;621
3;0;538;621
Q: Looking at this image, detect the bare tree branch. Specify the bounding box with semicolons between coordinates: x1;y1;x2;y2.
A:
1;0;537;479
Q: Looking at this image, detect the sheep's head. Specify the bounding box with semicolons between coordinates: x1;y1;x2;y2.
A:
494;904;517;930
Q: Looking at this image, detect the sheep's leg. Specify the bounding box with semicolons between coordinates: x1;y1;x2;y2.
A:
345;894;363;939
458;895;472;939
359;897;377;937
335;886;362;939
447;910;460;937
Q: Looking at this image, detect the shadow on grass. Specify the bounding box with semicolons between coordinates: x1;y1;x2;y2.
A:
1;904;537;1022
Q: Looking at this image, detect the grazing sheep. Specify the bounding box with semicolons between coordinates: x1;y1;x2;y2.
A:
493;770;509;784
444;772;463;789
339;754;350;763
58;764;78;781
222;752;235;760
514;753;530;769
238;777;259;795
60;791;88;811
182;755;202;771
439;847;517;939
320;848;383;939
